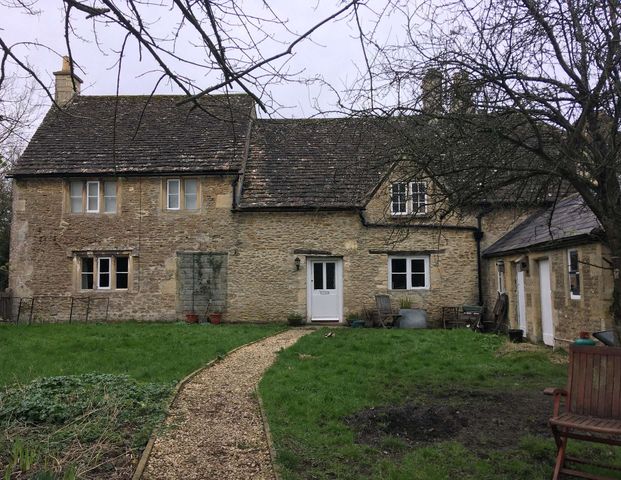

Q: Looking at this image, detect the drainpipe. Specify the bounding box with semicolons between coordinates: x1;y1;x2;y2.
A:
474;215;484;306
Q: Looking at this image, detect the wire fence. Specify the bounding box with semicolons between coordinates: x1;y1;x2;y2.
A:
0;295;111;324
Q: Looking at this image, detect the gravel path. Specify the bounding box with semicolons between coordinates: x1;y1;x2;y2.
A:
142;329;311;480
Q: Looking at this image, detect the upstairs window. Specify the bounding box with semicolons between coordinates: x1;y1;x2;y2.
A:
568;249;580;299
69;180;117;213
389;256;430;290
166;178;200;211
390;181;427;216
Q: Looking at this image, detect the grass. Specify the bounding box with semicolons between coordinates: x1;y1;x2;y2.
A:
0;322;283;478
0;322;283;386
259;328;621;480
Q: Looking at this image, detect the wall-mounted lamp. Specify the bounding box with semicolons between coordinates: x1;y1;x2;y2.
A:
294;257;301;271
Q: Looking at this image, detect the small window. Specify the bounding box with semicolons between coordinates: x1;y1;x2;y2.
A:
98;257;111;289
70;181;83;213
389;256;430;290
497;261;506;293
116;256;129;289
411;182;427;214
167;179;180;210
568;249;580;299
184;179;198;210
390;183;408;215
86;181;100;213
313;262;324;290
81;257;94;289
104;181;117;213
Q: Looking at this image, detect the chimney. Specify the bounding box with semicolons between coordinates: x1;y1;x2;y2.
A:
421;69;444;114
53;56;82;105
450;71;474;113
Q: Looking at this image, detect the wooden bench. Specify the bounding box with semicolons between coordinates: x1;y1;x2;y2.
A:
545;344;621;480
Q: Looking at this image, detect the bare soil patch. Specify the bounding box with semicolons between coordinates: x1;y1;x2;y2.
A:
345;388;551;455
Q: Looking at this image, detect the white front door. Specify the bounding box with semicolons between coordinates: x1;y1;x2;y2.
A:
539;258;555;346
307;258;343;322
516;270;528;335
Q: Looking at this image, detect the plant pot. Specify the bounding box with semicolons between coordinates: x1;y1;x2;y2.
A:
185;313;199;324
209;312;222;324
398;308;427;329
508;329;524;343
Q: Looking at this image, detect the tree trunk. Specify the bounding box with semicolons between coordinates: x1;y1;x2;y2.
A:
607;241;621;345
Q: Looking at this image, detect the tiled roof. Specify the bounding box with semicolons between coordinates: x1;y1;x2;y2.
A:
238;119;399;209
10;94;255;176
483;195;601;256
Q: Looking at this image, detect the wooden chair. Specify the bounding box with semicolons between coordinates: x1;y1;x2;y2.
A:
545;345;621;480
476;293;508;333
374;294;401;328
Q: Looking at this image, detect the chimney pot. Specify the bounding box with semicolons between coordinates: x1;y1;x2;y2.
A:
421;69;444;115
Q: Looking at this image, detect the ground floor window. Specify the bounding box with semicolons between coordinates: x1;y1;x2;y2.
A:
79;255;130;291
568;249;580;299
388;255;430;290
496;260;506;293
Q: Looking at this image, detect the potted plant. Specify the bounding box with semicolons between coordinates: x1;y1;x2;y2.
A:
209;307;223;324
398;297;427;329
287;312;305;326
184;310;199;324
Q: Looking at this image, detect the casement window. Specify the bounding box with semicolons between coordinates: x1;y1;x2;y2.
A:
79;255;130;291
496;260;506;293
390;181;427;216
166;178;199;211
69;180;117;213
389;256;430;290
568;249;581;299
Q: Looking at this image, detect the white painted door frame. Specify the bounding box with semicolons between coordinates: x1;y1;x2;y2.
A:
516;269;528;336
538;258;555;346
306;257;343;322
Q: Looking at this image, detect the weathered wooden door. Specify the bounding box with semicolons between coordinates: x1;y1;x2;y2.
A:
177;252;227;318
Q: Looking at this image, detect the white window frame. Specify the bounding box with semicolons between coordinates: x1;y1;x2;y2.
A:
166;179;181;210
388;255;430;290
410;181;428;215
568;249;581;300
97;257;112;290
496;261;506;293
86;181;100;213
390;181;428;216
390;182;409;216
103;181;117;213
183;178;199;211
70;181;84;213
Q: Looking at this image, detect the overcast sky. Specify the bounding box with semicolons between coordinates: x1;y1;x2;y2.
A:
1;1;402;119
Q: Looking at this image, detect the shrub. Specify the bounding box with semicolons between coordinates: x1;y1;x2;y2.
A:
287;312;305;326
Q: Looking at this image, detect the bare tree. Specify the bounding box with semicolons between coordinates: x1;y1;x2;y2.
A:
0;0;360;113
343;0;621;339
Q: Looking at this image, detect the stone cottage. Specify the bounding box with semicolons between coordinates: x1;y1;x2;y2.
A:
483;195;613;346
7;59;615;342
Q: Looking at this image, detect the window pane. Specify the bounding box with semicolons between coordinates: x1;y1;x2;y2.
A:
569;250;579;271
98;258;110;289
184;179;198;210
116;256;129;289
81;258;93;289
412;273;426;288
313;262;324;290
392;273;407;289
411;259;425;274
412;182;427;213
86;181;99;212
104;181;116;213
326;262;336;289
167;180;180;209
70;181;83;212
391;258;407;273
391;183;407;214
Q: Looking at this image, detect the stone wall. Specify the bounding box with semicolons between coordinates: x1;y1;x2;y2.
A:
10;176;481;324
483;243;613;347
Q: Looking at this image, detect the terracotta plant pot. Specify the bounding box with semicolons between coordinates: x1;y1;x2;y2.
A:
185;312;199;324
209;312;222;324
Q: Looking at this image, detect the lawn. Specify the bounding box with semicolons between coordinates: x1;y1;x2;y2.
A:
0;322;283;479
260;328;621;480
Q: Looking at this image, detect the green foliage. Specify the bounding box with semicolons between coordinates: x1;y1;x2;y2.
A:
287;312;305;326
259;329;588;480
398;297;413;309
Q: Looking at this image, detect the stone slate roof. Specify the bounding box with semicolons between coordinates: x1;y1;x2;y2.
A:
238;119;399;210
10;94;254;176
483;195;601;257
